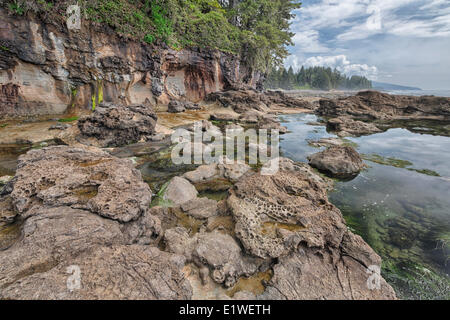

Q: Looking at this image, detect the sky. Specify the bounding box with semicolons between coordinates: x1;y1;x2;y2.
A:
285;0;450;90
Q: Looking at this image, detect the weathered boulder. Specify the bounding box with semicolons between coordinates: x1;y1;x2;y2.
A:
327;117;382;137
77;103;157;147
317;90;450;121
226;157;396;299
10;146;152;222
168;100;186;113
308;146;366;179
162;176;198;205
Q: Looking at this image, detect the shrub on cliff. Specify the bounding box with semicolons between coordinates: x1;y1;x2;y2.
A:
3;0;301;72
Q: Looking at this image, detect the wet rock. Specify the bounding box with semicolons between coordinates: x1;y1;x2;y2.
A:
239;110;261;123
77;103;157;147
168;100;186;113
0;195;16;227
11;146;152;222
210;113;239;122
49;123;72;131
207;90;313;114
308;146;366;179
308;137;346;148
317;91;450;121
257;116;288;134
1;245;192;300
163;176;198;205
0;175;13;186
327;117;382;137
181;197;218;219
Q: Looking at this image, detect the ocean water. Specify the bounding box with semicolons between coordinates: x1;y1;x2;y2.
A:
381;89;450;98
279;113;450;300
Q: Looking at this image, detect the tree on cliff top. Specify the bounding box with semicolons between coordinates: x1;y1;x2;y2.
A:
3;0;301;72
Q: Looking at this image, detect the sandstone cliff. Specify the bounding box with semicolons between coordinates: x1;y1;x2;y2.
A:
0;8;262;118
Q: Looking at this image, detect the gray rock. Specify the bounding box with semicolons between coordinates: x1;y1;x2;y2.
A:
181;197;218;219
0;245;192;300
327;117;382;137
210;113;239;122
226;157;396;299
0;175;13;186
78;103;157;147
49;123;72;131
163;176;198;205
308;146;366;179
168;100;186;113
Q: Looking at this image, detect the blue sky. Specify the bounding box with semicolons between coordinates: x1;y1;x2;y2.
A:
285;0;450;89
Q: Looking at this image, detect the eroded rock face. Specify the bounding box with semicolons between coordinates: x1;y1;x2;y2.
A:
317;90;450;121
226;158;396;299
0;8;261;118
308;146;366;179
260;232;397;300
77;103;157;147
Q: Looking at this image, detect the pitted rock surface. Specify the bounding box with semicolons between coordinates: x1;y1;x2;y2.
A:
226;157;396;299
11;146;152;222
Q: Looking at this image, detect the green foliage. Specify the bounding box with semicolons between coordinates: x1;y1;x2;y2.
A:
2;0;301;71
266;66;373;90
58;116;79;122
7;1;24;15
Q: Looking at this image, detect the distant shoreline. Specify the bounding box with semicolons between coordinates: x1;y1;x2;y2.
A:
270;88;450;98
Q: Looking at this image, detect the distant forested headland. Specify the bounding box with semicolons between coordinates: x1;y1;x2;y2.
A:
265;66;373;90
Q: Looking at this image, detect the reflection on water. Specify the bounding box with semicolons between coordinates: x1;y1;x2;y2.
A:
279;113;450;300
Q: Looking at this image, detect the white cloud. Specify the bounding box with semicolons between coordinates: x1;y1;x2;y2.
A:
291;30;329;53
298;55;379;80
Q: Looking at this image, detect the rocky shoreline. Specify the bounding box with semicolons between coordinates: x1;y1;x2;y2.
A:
6;88;444;300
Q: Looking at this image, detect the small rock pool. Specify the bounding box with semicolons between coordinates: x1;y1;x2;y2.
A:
279;113;450;300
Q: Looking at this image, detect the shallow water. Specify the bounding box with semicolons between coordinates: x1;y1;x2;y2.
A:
279;113;450;300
